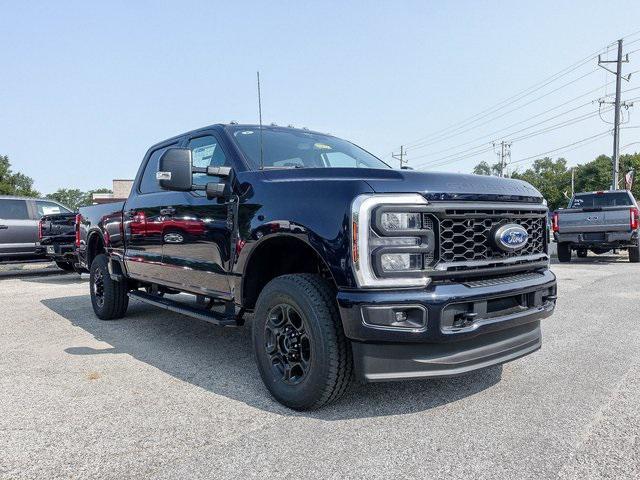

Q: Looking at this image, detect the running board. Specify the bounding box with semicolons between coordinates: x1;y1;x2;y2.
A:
128;291;238;327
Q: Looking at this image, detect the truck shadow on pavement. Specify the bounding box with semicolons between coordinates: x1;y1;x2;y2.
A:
42;294;503;420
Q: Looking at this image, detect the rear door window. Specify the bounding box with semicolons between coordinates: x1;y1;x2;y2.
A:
571;192;633;208
0;199;29;220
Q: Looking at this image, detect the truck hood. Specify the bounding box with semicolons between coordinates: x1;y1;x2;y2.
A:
253;168;543;203
364;169;543;203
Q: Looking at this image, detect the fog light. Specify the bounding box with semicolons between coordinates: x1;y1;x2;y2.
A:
361;305;427;330
394;311;408;322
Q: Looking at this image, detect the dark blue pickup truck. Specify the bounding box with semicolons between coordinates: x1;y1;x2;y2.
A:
76;124;557;409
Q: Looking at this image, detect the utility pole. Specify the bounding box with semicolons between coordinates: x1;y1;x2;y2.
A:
571;167;575;196
392;145;407;169
598;39;632;190
493;141;512;177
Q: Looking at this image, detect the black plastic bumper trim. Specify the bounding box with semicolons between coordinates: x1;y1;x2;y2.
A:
352;322;541;382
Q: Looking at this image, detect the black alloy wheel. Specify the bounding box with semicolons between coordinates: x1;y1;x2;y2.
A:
264;303;312;385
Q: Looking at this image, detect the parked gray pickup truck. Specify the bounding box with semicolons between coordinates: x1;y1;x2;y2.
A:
552;190;639;262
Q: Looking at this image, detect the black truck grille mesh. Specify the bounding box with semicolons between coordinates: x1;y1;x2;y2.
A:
436;210;546;263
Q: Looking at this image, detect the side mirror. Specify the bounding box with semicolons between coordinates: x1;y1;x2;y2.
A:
157;147;233;199
157;148;193;191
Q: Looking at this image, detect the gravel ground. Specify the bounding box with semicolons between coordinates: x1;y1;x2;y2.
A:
1;254;638;479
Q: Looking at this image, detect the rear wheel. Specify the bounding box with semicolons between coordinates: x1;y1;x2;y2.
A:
90;254;129;320
253;274;352;410
576;249;588;258
629;244;640;263
55;260;75;271
557;243;572;263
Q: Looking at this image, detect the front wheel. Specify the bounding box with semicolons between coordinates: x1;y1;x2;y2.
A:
576;249;588;258
90;254;129;320
252;274;352;410
629;244;640;263
557;242;572;263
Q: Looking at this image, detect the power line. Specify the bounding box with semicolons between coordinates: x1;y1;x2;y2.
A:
411;107;610;170
407;89;609;162
401;45;610;149
509;130;612;166
412;92;640;171
406;69;600;151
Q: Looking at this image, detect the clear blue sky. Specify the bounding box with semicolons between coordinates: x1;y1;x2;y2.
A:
2;0;640;194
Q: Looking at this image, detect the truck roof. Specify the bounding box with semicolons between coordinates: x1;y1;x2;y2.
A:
147;123;332;152
0;195;67;203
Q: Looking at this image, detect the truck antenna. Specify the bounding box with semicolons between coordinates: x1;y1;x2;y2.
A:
257;71;264;170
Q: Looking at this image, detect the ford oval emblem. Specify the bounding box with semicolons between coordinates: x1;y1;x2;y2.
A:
494;224;529;251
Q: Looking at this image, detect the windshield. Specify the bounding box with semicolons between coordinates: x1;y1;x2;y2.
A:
228;127;391;170
570;192;632;208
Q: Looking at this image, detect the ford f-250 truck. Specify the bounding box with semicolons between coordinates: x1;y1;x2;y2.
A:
552;190;639;262
76;124;557;409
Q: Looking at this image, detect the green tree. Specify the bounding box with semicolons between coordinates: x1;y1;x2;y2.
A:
573;154;611;194
0;155;40;197
511;157;571;211
473;161;502;176
46;187;113;210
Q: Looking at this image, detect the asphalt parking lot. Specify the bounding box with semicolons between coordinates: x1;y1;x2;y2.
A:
1;255;639;479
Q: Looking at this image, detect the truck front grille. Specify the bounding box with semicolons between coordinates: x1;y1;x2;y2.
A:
426;205;548;274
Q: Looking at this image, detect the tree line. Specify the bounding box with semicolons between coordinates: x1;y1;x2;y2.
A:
1;154;111;210
473;151;640;211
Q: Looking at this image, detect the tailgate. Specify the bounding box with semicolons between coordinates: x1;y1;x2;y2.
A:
558;208;631;233
40;213;76;241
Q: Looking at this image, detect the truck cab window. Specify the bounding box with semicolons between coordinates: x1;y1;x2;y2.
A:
188;135;229;186
35;201;70;218
140;145;176;194
0;199;29;219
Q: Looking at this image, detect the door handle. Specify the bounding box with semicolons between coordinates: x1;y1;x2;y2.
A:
160;207;176;216
0;225;8;230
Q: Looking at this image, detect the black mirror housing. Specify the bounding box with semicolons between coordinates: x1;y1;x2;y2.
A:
157;148;193;191
205;182;227;199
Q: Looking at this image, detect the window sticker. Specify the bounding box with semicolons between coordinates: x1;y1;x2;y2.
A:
42;206;61;215
193;145;216;167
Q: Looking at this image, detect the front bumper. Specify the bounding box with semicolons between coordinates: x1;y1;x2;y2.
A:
337;269;556;381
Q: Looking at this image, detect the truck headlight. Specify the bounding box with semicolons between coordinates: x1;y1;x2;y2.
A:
351;194;435;288
380;253;423;272
379;212;421;231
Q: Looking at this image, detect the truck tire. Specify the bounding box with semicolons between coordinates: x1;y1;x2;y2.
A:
629;244;640;263
576;249;588;258
557;243;572;263
55;260;75;271
90;254;129;320
252;274;352;410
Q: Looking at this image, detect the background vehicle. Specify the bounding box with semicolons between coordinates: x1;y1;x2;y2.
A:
77;124;557;410
37;211;79;271
0;196;71;262
552;190;639;262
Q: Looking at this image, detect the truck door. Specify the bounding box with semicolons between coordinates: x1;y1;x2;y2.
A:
0;199;37;257
123;143;180;283
159;132;233;298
